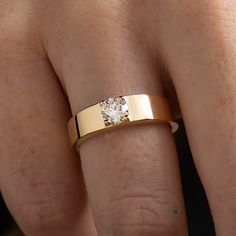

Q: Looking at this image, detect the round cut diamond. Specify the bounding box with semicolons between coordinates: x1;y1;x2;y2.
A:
101;97;129;125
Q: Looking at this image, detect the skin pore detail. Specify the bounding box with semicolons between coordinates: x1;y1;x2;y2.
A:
0;1;235;236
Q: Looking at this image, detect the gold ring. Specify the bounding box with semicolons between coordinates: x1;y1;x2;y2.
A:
67;94;178;147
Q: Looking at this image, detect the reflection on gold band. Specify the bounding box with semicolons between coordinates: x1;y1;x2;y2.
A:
67;94;178;147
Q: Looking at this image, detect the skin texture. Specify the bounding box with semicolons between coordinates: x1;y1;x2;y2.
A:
0;0;235;235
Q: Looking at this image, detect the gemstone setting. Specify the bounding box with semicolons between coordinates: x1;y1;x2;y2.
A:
101;97;129;126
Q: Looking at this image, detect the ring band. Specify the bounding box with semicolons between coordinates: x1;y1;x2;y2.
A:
67;94;178;147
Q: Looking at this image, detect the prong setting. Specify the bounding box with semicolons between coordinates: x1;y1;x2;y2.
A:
101;97;129;126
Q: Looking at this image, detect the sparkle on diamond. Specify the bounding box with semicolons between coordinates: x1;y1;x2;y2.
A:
101;97;129;125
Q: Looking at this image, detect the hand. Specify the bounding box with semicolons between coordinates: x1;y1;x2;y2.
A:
0;1;235;235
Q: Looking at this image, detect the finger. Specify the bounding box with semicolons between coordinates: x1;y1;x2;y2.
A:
156;1;236;235
0;3;97;235
44;1;188;235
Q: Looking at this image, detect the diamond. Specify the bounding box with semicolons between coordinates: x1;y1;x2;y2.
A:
101;97;129;125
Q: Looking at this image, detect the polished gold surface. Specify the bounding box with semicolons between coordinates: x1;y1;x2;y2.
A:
67;94;178;147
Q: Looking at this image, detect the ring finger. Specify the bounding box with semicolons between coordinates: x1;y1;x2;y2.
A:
44;1;188;235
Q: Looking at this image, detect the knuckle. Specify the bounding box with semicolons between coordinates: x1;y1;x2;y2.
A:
0;4;27;43
101;192;181;236
0;2;43;57
50;1;142;46
160;0;235;29
59;2;125;30
20;201;65;231
14;182;76;234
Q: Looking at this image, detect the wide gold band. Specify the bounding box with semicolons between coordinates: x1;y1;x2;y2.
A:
67;94;178;147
